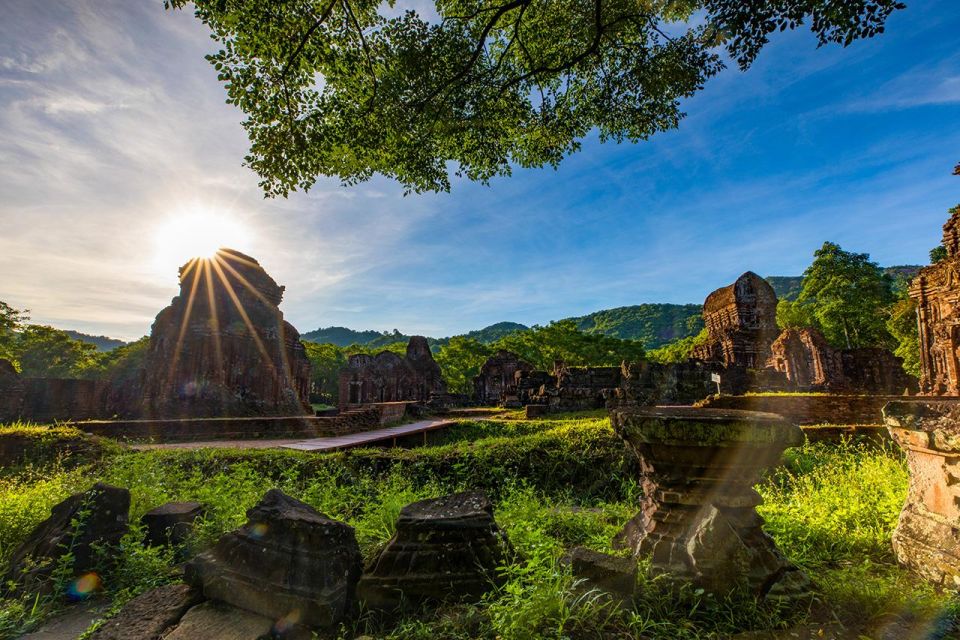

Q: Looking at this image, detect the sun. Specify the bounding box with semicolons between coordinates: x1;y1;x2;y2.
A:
152;208;253;274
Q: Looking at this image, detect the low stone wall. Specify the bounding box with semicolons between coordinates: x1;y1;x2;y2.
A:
19;378;111;423
74;408;383;442
69;402;416;443
374;401;411;425
696;394;905;425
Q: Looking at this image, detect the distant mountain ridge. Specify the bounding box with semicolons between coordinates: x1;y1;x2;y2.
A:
302;306;704;350
63;330;128;352
570;304;703;348
64;265;926;353
300;321;531;349
765;265;922;301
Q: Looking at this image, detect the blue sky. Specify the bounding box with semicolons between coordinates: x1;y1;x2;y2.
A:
0;1;958;341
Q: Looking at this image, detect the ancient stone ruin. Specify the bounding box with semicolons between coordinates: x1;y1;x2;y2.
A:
0;359;112;423
138;249;312;418
88;583;202;640
688;272;913;396
612;360;717;407
0;249;314;423
767;327;915;394
5;483;130;595
611;407;811;603
883;400;960;587
142;501;205;549
473;350;533;406
357;491;510;610
911;207;960;394
186;489;362;630
526;364;622;412
562;546;637;607
692;271;780;370
337;336;447;408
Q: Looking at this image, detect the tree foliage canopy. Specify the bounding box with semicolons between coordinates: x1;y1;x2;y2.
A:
166;0;902;195
778;242;895;350
886;293;919;379
494;319;645;369
0;301;28;366
15;325;100;378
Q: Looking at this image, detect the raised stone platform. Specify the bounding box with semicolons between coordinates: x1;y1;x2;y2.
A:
698;393;905;426
71;402;413;443
610;406;811;603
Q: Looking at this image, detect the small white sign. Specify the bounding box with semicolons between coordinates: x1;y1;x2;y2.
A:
710;372;721;383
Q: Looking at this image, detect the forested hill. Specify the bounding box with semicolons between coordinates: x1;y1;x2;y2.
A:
301;321;531;349
63;330;127;352
301;265;925;351
565;304;703;349
300;326;390;346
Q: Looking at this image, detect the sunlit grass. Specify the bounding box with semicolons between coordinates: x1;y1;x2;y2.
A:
0;417;956;639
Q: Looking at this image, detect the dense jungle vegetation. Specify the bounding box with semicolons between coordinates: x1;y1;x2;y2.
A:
0;415;956;639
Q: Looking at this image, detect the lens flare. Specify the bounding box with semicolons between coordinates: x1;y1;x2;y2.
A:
67;572;101;600
249;522;269;539
274;608;302;634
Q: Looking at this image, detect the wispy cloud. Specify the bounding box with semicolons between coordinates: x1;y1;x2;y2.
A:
0;0;958;341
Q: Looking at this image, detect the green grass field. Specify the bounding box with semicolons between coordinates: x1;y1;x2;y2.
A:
0;416;956;639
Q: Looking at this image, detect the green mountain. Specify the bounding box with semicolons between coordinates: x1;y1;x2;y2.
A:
566;304;703;349
301;322;530;350
765;276;804;301
461;321;529;343
300;326;394;346
63;330;127;352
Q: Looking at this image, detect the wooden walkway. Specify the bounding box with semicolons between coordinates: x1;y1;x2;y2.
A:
131;417;469;452
280;418;457;452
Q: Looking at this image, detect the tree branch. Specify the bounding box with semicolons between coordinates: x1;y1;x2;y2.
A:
280;0;340;83
418;0;530;106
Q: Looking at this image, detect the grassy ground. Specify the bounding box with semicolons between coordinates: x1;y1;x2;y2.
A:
0;415;956;639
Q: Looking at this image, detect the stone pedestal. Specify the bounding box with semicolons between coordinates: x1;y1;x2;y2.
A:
357;492;509;611
185;489;361;629
883;400;960;588
142;501;205;548
610;407;809;602
5;483;130;595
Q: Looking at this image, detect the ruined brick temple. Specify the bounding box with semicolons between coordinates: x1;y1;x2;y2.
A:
137;249;312;418
692;272;913;395
0;249;313;422
692;272;780;369
473;351;533;406
338;337;447;408
911;207;960;394
767;327;914;394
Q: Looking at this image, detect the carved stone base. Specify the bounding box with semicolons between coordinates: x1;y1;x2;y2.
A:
357;492;509;611
610;407;810;603
185;490;361;629
884;401;960;588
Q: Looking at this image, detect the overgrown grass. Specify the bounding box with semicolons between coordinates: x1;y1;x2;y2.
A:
0;417;956;639
0;422;118;474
